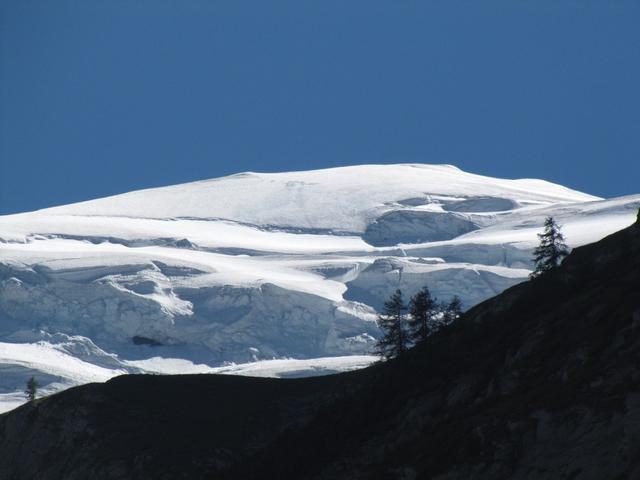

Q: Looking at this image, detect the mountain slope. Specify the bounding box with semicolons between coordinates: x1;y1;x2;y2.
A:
0;164;638;413
0;218;639;479
240;216;640;480
31;164;599;232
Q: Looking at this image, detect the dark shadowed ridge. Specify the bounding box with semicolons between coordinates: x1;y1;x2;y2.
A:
1;221;639;480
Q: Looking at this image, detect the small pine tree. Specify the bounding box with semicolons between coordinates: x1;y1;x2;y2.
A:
442;296;463;325
530;216;569;279
407;286;438;343
26;376;39;402
375;289;410;359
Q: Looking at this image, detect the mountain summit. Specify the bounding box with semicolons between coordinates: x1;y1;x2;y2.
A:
34;164;598;232
0;164;638;413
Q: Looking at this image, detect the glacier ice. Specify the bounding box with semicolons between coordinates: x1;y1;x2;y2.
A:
0;164;639;412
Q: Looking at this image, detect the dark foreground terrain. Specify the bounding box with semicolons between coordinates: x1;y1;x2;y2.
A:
1;221;640;479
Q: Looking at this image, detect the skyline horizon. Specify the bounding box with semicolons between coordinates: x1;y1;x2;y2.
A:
2;160;628;216
2;1;639;215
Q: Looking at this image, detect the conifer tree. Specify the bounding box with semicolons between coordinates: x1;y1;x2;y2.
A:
375;289;409;359
25;376;39;402
442;296;463;325
407;286;437;343
530;216;569;279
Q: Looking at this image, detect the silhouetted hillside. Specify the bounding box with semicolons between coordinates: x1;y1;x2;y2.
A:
1;220;639;480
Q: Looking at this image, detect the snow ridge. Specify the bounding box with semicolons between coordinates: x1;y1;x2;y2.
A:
0;164;638;413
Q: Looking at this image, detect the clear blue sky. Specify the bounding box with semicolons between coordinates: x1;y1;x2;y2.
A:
1;1;639;215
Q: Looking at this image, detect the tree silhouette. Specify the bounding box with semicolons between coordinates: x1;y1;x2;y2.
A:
407;286;438;343
442;296;463;325
530;216;569;279
25;376;39;402
375;289;410;359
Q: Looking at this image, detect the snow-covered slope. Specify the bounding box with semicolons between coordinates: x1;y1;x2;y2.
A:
0;330;376;413
1;164;638;413
34;164;597;229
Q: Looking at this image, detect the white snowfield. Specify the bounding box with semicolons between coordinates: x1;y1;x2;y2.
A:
0;164;638;413
34;164;599;231
0;331;377;413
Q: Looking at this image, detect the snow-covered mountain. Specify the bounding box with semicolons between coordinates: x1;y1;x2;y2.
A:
1;164;638;412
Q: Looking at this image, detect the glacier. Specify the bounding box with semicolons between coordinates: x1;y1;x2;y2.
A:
1;163;639;413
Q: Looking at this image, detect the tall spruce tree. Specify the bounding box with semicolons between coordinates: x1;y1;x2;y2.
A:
407;286;437;343
375;289;409;359
442;296;463;325
25;376;39;402
530;216;569;279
